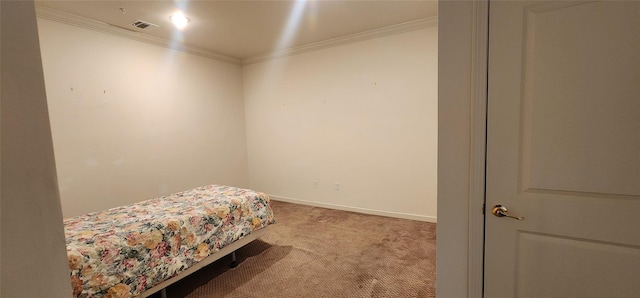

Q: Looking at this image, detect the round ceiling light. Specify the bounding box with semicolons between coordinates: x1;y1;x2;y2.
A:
170;12;190;29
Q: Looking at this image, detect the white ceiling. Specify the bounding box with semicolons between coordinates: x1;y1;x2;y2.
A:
36;1;438;60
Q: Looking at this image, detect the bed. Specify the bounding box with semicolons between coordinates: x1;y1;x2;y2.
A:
64;184;276;298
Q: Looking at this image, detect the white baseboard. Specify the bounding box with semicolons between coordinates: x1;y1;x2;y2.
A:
269;194;437;223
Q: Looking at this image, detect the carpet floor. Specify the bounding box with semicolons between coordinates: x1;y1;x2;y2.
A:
156;200;436;297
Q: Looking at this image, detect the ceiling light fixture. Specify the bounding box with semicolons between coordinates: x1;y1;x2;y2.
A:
170;12;190;29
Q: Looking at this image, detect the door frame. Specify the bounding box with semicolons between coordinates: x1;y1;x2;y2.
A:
467;1;489;297
436;0;489;297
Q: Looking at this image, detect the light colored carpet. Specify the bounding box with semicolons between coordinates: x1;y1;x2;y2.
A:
160;201;436;297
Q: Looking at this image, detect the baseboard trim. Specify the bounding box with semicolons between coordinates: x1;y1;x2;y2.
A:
269;194;437;223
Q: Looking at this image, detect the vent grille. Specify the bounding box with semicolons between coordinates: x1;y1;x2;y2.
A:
131;20;159;30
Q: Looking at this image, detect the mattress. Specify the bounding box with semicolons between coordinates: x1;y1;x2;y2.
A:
64;185;276;298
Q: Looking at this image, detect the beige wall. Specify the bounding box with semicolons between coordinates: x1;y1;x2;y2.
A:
38;19;250;217
0;1;73;296
243;27;438;221
38;14;438;222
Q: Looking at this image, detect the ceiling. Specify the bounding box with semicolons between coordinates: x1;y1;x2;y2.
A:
35;1;438;60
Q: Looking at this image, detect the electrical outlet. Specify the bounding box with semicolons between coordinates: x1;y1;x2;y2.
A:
334;183;340;191
313;181;318;189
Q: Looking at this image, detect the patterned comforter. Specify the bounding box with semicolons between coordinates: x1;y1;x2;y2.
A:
64;185;276;298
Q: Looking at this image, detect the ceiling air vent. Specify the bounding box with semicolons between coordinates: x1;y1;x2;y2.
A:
131;20;159;31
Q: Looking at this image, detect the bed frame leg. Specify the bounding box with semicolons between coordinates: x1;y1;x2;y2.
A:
230;251;238;268
160;288;167;298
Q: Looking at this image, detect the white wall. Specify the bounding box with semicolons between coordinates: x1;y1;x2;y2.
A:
38;19;250;217
243;27;438;221
1;1;73;296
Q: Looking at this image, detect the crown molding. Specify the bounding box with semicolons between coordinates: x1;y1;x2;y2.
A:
35;5;437;67
35;5;242;65
242;16;438;65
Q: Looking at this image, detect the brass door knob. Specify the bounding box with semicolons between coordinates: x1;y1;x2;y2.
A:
491;205;524;220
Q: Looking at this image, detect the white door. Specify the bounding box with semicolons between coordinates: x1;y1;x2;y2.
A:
485;1;640;297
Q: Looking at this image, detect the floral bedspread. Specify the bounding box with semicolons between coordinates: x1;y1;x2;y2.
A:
64;185;276;298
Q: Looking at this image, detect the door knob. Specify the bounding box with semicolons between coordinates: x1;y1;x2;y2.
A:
491;205;524;220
